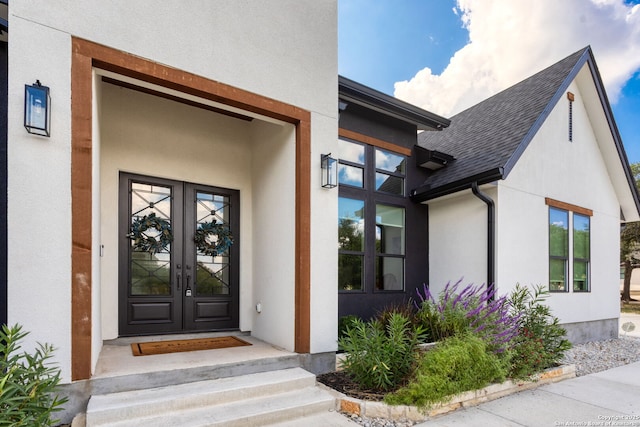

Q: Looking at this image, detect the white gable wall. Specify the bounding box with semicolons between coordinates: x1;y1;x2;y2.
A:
498;77;621;330
427;71;624;341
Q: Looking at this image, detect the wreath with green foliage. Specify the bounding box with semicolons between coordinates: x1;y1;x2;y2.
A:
194;220;233;257
129;213;173;254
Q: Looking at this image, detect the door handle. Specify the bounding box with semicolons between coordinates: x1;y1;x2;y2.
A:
176;273;181;290
185;274;192;297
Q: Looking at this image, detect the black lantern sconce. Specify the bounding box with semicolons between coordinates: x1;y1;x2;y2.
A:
24;80;51;137
321;153;338;188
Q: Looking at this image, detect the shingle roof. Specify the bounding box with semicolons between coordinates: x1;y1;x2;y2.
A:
412;47;593;201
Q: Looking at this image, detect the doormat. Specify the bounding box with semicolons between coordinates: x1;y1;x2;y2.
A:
131;336;252;356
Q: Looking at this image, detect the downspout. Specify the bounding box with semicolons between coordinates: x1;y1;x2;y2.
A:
471;182;495;299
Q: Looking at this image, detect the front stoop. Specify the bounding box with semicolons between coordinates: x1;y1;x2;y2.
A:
83;368;337;427
323;364;576;423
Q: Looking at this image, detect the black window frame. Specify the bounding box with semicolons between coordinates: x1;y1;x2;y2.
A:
338;137;407;294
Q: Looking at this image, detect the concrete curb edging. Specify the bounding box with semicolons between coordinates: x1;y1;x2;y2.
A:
319;364;576;422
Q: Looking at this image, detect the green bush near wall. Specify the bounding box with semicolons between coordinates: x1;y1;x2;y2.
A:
0;324;67;427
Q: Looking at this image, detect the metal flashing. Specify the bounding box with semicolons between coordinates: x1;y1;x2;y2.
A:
338;75;450;131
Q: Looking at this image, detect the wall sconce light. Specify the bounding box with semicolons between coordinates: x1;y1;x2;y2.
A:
321;153;338;188
24;80;51;137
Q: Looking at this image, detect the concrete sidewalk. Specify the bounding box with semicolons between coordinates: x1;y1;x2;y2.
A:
620;313;640;338
415;360;640;426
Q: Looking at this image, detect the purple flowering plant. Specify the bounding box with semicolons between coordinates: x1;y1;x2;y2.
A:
414;279;521;354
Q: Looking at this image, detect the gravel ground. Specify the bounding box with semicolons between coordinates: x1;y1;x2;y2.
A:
344;336;640;427
561;335;640;376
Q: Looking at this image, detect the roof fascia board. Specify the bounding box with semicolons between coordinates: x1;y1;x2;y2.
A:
582;50;640;217
339;75;450;130
502;49;591;178
409;168;504;203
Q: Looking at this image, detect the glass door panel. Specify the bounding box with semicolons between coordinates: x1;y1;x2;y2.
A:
195;191;231;297
129;182;173;296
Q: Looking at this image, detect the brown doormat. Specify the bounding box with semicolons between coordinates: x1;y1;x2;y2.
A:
131;336;252;356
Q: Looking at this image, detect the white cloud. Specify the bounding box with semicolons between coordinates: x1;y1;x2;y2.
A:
394;0;640;117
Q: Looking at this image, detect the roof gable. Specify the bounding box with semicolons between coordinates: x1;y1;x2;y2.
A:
412;47;640;219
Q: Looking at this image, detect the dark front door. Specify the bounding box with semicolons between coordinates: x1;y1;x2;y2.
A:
119;173;240;336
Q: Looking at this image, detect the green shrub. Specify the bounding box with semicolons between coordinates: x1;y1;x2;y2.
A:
0;324;67;426
385;334;507;408
337;315;360;344
507;284;572;379
374;303;417;333
338;313;425;391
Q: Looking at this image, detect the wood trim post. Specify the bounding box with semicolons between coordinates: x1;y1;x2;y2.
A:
70;49;93;381
295;117;311;353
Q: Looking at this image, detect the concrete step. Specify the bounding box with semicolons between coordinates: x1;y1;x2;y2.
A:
268;411;355;426
85;368;336;427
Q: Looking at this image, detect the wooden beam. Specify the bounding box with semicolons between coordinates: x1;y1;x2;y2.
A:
545;197;593;217
339;128;412;157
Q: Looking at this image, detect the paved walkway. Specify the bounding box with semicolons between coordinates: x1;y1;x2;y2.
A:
415;357;640;427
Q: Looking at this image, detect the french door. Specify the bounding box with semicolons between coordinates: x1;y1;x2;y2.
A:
119;173;239;336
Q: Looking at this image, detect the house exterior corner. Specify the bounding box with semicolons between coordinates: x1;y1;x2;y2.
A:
4;0;338;387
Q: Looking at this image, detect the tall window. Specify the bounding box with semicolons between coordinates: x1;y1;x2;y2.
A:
338;137;406;292
573;214;590;292
376;204;405;290
548;200;591;293
549;208;569;291
338;197;364;291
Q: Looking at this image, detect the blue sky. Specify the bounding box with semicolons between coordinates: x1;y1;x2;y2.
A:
339;0;640;164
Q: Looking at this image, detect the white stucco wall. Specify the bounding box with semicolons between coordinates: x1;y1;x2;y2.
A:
7;1;338;381
7;20;73;381
92;72;103;370
249;120;296;350
427;186;497;295
309;115;339;353
498;78;621;324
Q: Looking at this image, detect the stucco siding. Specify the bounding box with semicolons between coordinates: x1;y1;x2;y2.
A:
427;187;497;295
499;78;621;325
7;20;74;381
9;1;337;117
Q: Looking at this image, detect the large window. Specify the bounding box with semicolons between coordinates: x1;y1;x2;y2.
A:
338;137;406;292
548;201;591;293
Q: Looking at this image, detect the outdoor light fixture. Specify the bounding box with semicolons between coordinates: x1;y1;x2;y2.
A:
24;80;51;137
321;153;338;188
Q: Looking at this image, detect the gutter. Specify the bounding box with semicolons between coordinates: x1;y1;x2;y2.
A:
471;182;495;299
410;170;501;298
409;167;504;203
